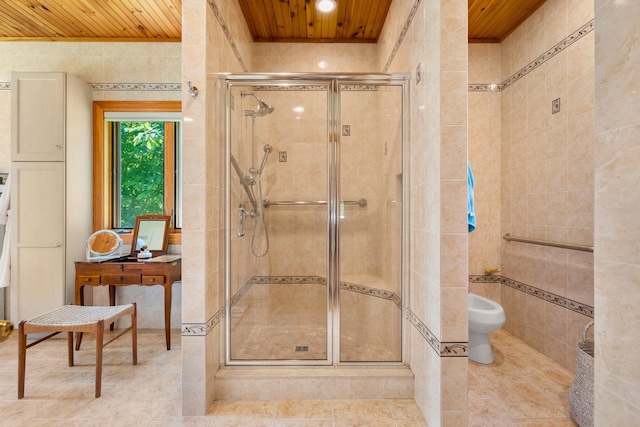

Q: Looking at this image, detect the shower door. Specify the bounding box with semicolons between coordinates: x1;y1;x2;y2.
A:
225;75;407;365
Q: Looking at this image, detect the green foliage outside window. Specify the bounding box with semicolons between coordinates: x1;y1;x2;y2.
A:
118;121;165;228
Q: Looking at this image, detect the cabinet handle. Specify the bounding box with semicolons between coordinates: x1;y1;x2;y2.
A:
54;145;62;150
149;278;155;282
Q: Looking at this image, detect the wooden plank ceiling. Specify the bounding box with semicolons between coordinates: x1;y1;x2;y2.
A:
0;0;546;43
0;0;182;42
238;0;392;43
468;0;547;43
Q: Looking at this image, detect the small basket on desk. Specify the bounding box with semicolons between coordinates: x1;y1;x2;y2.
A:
569;320;594;427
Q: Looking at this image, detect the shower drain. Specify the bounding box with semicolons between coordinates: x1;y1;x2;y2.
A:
295;346;309;352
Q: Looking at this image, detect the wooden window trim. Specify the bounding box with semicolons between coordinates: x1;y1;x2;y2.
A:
93;101;181;245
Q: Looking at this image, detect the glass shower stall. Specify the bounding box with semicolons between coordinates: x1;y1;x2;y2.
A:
225;74;408;365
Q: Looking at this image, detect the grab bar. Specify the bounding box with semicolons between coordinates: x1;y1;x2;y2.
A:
264;199;367;208
503;233;593;252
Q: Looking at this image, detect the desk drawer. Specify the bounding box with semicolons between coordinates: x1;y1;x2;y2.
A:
102;274;141;284
78;275;100;285
142;275;165;284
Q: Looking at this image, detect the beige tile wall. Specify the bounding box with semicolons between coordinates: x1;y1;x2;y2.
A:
188;0;469;420
468;45;502;283
498;0;595;372
594;0;640;424
181;0;256;414
468;0;595;373
382;0;469;425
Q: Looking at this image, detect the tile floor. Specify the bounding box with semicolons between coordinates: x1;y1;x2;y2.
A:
0;327;578;426
469;330;578;427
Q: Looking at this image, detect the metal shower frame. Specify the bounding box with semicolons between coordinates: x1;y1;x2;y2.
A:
224;73;411;367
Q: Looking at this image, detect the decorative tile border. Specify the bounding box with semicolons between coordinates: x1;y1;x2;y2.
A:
252;85;380;92
187;275;469;358
469;274;594;318
383;0;421;73
248;275;325;285
501;19;594;91
1;82;181;91
341;281;402;309
229;275;400;309
468;83;501;93
253;85;328;92
407;310;468;357
469;274;502;283
469;19;595;92
208;0;248;72
500;276;594;318
441;342;469;357
182;309;222;336
91;83;181;91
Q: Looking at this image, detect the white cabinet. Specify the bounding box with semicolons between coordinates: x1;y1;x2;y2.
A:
11;73;66;161
9;72;92;323
12;162;65;319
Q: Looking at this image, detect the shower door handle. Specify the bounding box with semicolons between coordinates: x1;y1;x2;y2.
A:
238;204;246;237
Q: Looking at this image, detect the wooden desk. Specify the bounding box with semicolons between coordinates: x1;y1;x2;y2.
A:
75;255;181;350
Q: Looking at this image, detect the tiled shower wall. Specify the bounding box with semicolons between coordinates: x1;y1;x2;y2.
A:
594;0;640;423
468;0;595;372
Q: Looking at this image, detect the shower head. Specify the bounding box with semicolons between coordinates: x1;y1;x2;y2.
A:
241;91;274;117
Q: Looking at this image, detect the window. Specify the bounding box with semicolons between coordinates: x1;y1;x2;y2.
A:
93;101;181;244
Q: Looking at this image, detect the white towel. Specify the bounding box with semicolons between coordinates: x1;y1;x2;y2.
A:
0;174;11;288
0;173;9;225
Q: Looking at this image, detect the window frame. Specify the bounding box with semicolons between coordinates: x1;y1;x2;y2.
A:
93;101;182;245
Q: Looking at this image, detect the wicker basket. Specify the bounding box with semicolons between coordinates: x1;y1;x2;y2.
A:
569;321;594;427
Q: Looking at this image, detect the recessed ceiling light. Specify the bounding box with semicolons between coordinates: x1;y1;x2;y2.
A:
316;0;336;13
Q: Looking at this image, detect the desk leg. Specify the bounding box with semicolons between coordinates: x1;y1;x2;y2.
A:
164;283;172;350
76;284;85;306
108;285;116;331
18;321;26;399
75;284;85;350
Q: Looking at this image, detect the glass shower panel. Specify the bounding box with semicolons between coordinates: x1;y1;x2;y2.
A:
228;84;330;362
338;84;403;362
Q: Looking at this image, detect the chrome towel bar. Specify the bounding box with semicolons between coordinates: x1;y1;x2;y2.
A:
503;233;593;252
264;199;367;208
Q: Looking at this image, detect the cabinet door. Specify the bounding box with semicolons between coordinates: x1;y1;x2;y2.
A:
11;72;65;161
12;163;64;246
17;247;65;320
11;162;65;321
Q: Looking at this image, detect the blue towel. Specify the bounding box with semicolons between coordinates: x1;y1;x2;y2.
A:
468;162;476;232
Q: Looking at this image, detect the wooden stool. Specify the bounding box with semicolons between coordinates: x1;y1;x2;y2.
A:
18;303;137;399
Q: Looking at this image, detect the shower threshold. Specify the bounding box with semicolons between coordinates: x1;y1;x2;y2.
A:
214;365;414;400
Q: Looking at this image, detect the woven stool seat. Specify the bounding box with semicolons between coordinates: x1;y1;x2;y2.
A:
18;303;137;399
25;305;134;328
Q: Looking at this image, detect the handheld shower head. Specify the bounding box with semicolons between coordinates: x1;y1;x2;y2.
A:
241;91;274;117
257;144;272;174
